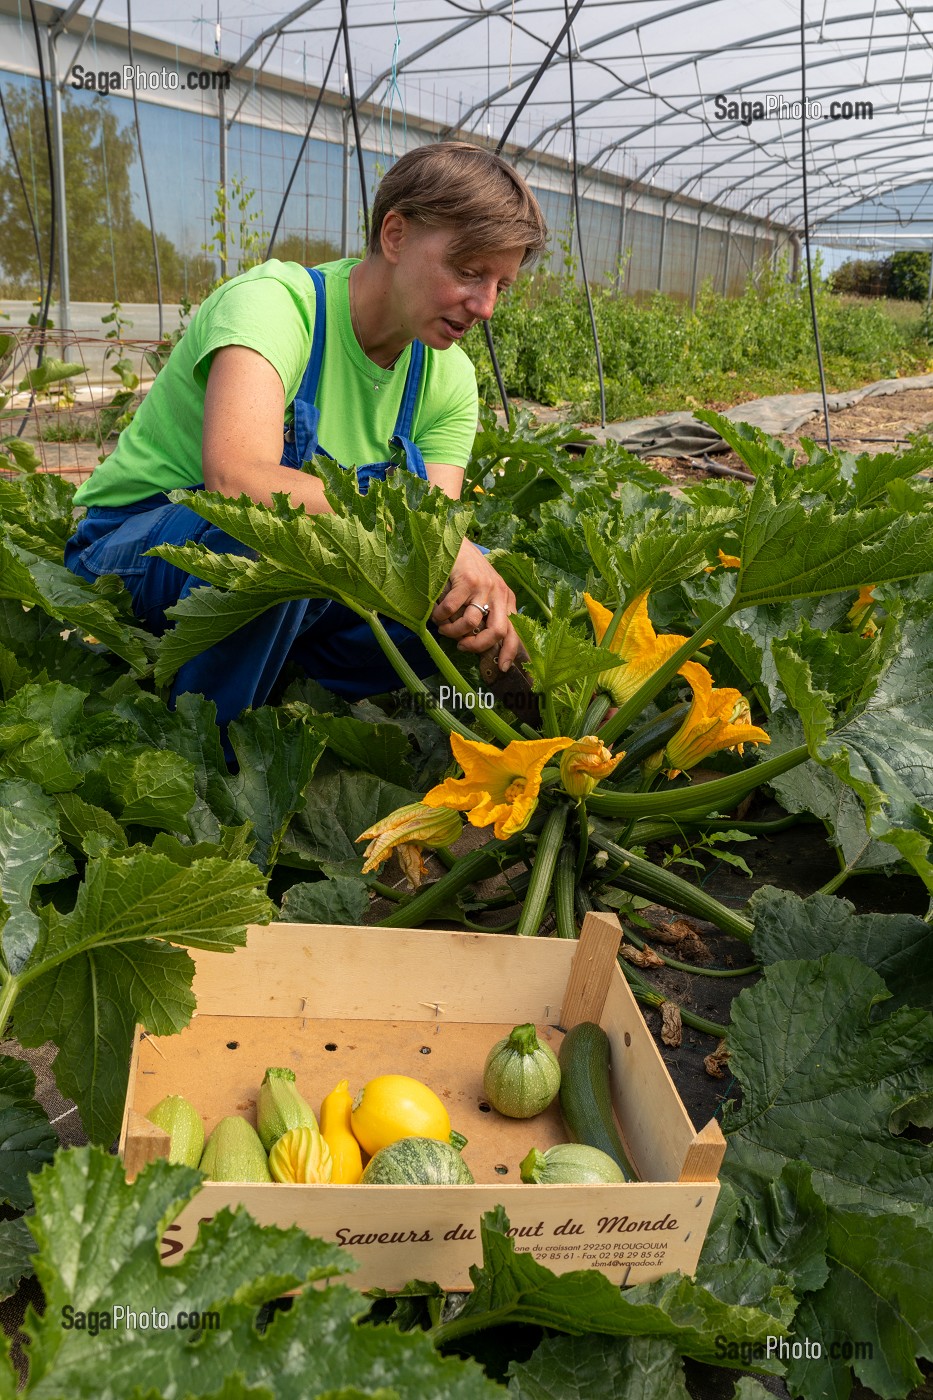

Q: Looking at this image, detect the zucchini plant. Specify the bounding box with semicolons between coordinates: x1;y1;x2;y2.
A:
0;412;931;1400
141;414;933;972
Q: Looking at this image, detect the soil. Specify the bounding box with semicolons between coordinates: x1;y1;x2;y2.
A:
636;386;933;487
502;384;933;489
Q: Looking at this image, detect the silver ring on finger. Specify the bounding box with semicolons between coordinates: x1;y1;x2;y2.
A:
465;600;490;619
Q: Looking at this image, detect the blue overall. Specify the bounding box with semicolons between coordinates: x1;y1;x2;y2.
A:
64;267;442;731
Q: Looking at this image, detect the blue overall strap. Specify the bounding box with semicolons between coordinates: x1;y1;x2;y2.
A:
388;339;429;482
281;268;328;471
294;267;327;406
392;339;424;441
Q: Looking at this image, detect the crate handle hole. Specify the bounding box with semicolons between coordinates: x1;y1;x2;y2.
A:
494;1164;508;1175
226;1041;239;1050
324;1043;338;1051
419;1046;431;1055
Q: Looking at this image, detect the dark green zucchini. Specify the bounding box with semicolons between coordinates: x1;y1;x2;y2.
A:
557;1022;636;1180
612;703;689;779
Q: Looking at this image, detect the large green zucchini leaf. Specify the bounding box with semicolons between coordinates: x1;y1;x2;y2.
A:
771;598;933;889
0;779;72;972
722;954;933;1226
0;1057;56;1211
702;1165;933;1400
506;1335;689;1399
4;1147;498;1399
151;464;469;685
748;886;933;1012
8;849;272;1144
0;535;156;672
433;1207;792;1371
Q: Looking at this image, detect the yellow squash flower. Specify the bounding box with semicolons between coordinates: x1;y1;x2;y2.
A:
847;584;877;638
704;549;742;573
584;592;695;708
423;733;573;840
559;735;625;800
664;661;770;777
357;802;463;888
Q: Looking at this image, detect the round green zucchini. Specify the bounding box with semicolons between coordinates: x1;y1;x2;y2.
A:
520;1143;626;1184
360;1136;475;1185
483;1023;561;1119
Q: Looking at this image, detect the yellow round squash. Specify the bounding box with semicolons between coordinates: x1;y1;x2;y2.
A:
351;1075;451;1155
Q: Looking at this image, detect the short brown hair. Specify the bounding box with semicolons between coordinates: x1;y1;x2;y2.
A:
367;142;548;267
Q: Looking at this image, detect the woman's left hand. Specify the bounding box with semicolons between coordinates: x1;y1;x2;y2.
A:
432;539;523;670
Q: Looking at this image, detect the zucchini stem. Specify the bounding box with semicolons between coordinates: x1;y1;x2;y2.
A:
365;613;480;744
622;929;759;978
376;838;525;928
587;745;810;819
620;962;730;1039
590;830;755;941
553;843;578;939
516;804;569;937
415;625;523;747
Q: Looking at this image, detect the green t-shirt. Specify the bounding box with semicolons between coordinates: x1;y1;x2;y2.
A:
74;258;479;508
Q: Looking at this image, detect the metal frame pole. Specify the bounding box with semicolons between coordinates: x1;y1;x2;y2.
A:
722;217;732;296
218;83;228;279
615;183;627;294
46;26;71;333
341;107;350;256
690;204;703;310
657;198;670;292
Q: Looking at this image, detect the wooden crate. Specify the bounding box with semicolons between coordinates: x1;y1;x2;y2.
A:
120;912;725;1291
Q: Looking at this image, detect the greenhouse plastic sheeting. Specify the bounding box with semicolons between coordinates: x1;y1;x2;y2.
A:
600;373;933;456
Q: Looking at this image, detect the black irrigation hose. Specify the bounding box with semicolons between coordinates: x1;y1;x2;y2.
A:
799;0;831;450
482;320;511;426
563;0;606;428
479;0;588;424
126;0;163;338
339;0;369;246
266;28;342;259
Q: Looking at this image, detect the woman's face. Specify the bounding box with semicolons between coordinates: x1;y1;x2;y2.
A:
384;218;525;349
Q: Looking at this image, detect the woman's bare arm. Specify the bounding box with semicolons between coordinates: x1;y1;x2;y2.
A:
202;345;333;514
203;347;519;666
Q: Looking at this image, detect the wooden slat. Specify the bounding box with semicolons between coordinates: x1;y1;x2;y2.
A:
189;924;575;1024
678;1119;727;1183
601;974;700;1184
123;1110;170;1182
560;911;623;1029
